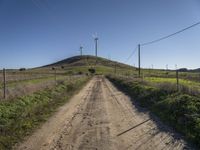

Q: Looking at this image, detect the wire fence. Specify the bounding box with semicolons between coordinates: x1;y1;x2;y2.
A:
0;69;80;100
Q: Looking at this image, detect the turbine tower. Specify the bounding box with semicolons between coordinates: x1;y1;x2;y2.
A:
93;33;98;57
80;45;83;56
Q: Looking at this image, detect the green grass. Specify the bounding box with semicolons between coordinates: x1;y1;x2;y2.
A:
0;76;90;150
0;75;68;89
145;77;200;95
146;77;200;86
107;75;200;148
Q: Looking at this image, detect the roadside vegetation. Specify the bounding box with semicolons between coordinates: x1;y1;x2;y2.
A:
1;55;200;149
106;75;200;148
0;76;90;150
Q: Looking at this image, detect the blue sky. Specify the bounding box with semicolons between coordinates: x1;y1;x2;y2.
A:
0;0;200;69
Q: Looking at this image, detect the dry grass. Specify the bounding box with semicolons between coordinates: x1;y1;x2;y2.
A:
0;76;77;100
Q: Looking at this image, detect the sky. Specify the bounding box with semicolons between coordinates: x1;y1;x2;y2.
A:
0;0;200;69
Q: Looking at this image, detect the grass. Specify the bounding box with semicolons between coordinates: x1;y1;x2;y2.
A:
145;77;200;95
106;75;200;148
0;75;71;99
1;55;200;148
146;77;200;87
0;76;90;150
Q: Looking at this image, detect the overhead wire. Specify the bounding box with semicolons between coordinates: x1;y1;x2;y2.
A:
124;21;200;67
124;46;138;63
141;21;200;46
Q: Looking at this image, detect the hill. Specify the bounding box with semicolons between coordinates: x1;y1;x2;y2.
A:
36;55;136;75
33;55;200;79
43;55;133;69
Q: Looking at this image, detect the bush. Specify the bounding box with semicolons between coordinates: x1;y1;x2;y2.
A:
153;94;200;146
19;68;26;71
88;68;95;74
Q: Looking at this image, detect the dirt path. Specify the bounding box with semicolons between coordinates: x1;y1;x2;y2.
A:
15;76;190;150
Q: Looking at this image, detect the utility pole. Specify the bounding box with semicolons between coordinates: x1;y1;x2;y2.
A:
55;69;57;85
176;70;179;91
94;36;99;65
3;68;6;99
114;62;117;74
138;44;141;77
95;37;98;57
52;67;57;86
175;64;179;91
166;64;169;78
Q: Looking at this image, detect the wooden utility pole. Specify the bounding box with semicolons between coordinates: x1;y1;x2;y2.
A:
138;44;141;77
3;68;6;99
166;64;169;78
94;37;98;65
95;37;98;57
54;68;57;86
114;62;117;74
176;70;179;91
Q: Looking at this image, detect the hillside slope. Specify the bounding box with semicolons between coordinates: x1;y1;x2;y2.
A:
35;55;136;75
43;55;133;69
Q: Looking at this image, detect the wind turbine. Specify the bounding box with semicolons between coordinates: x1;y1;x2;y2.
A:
80;45;83;56
92;33;98;57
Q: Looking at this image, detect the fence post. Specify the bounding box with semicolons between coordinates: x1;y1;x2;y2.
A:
55;68;57;86
138;44;141;77
199;73;200;81
114;62;117;74
176;70;179;91
3;68;6;99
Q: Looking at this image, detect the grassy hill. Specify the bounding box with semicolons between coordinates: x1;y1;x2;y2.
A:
33;55;137;75
2;55;200;82
43;55;132;68
35;55;200;81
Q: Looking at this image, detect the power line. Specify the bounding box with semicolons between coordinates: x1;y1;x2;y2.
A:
141;21;200;46
124;21;200;67
125;46;138;63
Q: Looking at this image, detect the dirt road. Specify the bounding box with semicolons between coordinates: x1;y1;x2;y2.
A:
15;76;190;150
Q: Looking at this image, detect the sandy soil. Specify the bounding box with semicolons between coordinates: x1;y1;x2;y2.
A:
15;76;191;150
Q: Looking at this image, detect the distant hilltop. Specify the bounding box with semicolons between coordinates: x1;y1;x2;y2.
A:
178;68;200;72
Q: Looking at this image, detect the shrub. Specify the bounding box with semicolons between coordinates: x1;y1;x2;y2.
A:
88;68;95;74
19;68;26;71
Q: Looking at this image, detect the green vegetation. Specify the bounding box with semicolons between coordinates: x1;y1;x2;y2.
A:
0;76;90;150
0;76;53;89
145;77;200;95
107;75;200;148
37;55;135;75
1;55;200;149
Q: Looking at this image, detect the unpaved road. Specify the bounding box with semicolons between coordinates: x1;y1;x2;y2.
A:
15;76;190;150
